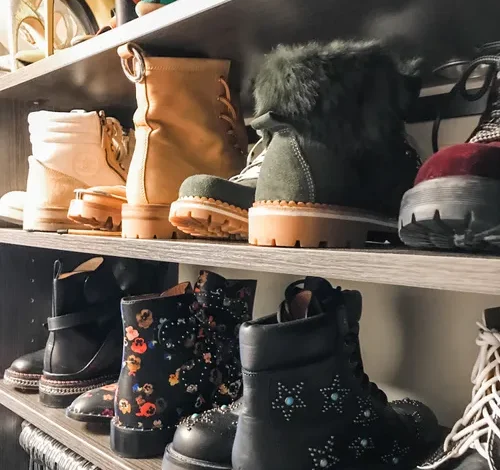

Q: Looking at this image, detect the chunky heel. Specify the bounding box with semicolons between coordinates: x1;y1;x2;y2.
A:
23;206;80;232
111;419;175;459
122;203;189;239
248;202;396;248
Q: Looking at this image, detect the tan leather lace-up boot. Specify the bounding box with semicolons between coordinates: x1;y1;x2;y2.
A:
117;43;247;239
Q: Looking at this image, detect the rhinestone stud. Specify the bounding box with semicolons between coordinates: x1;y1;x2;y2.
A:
285;396;294;406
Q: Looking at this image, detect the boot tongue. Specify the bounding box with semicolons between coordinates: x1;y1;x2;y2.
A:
484;307;500;331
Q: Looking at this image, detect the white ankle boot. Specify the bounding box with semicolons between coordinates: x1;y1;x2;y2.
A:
24;110;129;231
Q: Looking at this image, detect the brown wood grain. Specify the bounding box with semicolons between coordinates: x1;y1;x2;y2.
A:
0;381;162;470
1;229;500;294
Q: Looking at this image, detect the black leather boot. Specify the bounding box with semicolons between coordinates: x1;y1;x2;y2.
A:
111;271;256;459
232;278;441;470
163;278;438;470
4;349;44;391
66;383;117;423
39;257;161;408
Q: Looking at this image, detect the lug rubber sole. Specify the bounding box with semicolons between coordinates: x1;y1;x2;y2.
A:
67;191;123;231
399;175;500;250
163;444;232;470
249;201;397;248
3;369;40;391
65;407;113;423
39;375;117;408
23;206;81;232
169;197;248;239
111;418;175;458
122;203;189;239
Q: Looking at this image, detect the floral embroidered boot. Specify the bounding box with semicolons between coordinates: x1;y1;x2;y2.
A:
232;278;441;470
419;308;500;470
110;271;256;458
66;383;117;423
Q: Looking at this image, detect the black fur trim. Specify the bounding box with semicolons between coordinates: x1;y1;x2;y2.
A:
254;40;421;150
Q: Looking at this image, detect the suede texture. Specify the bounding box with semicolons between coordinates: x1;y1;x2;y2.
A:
178;174;256;209
121;53;247;206
252;40;421;216
414;142;500;185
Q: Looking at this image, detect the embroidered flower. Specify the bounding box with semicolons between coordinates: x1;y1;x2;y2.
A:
169;370;180;386
136;395;146;406
148;340;156;349
136;309;153;329
131;337;147;354
126;355;141;376
101;408;114;417
136;402;156;417
203;353;212;364
103;394;114;401
153;419;163;429
126;326;139;341
218;384;229;395
143;383;153;395
132;383;141;393
101;383;118;392
119;399;131;414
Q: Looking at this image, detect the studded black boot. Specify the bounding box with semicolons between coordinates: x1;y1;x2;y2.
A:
163;277;438;470
419;307;500;470
110;271;256;459
232;278;441;470
39;257;161;408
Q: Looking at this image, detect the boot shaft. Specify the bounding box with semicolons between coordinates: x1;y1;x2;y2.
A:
28;110;126;187
252;40;421;216
118;43;247;205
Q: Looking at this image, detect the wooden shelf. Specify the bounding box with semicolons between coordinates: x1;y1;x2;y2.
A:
0;381;161;470
0;228;500;294
2;0;500;116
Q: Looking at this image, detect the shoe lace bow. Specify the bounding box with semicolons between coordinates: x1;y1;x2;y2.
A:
443;322;500;462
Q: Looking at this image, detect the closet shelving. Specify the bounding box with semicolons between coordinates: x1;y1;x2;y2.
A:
2;0;500;467
0;382;159;470
0;229;499;295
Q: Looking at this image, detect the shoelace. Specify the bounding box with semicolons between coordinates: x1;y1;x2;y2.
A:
100;113;129;171
229;138;265;183
432;55;500;153
344;329;388;404
218;77;244;154
443;322;500;461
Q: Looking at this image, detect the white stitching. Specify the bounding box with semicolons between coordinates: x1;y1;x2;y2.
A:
278;130;315;201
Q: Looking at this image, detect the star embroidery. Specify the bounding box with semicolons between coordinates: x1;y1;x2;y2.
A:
349;437;374;458
381;441;409;465
319;375;349;413
271;382;306;421
309;436;339;469
353;397;378;426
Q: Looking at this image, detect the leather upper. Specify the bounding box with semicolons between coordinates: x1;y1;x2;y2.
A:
67;383;117;420
171;400;242;465
7;348;44;375
124;54;247;206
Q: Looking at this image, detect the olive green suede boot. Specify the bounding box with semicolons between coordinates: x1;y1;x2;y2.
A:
169;140;264;239
248;40;422;248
